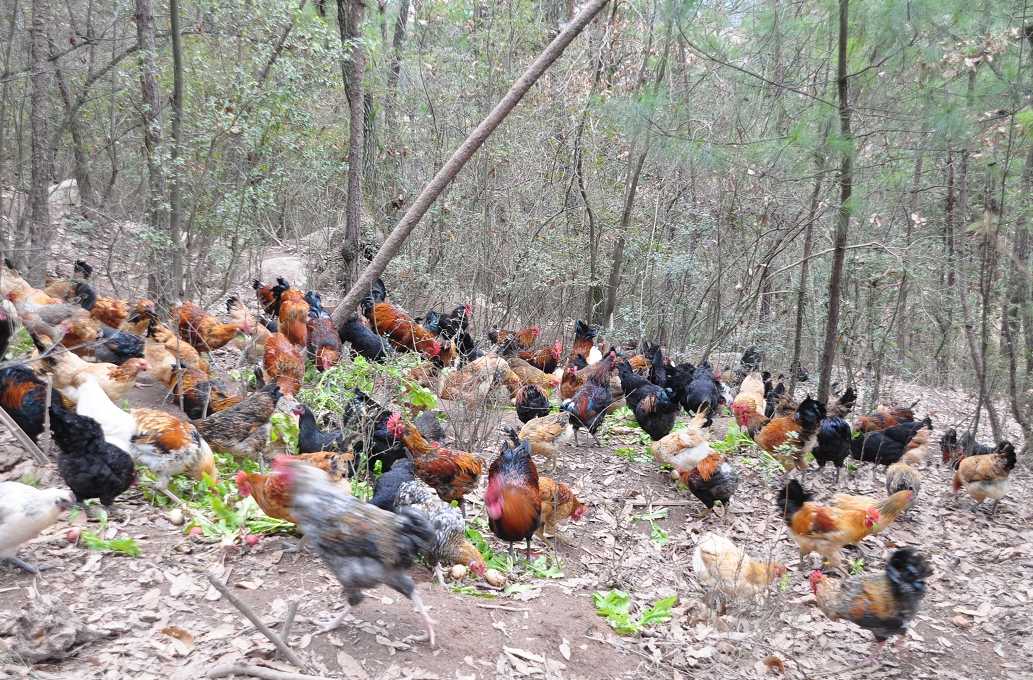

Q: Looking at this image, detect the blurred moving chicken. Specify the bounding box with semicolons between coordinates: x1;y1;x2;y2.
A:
227;295;271;363
680;452;738;518
34;334;148;403
692;533;786;608
650;411;710;480
755;396;826;471
0;365;48;442
237;450;357;524
0;482;74;573
194;383;281;459
537;476;585;551
175;301;252;353
490;325;539;355
361;278;441;360
506;356;558;392
776;480;892;571
253;277;289;317
505;412;572;472
388;414;482;514
828;490;915;532
951;440;1016;514
853;404;917;433
810;548;931;659
0;299;16;359
276;458;437;645
885;462;920;511
262;332;305;396
486;438;541;559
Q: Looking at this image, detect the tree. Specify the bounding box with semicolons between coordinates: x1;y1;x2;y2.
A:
337;0;367;292
26;0;53;285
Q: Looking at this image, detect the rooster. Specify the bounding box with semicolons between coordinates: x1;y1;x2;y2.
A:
361;278;441;360
617;360;678;441
0;365;48;442
194;383;281;459
339;313;390;362
692;533;786;609
262;332;305;396
562;349;617;445
810;548;932;660
939;428;995;468
518;340;562;374
486;438;541;560
812;417;853;486
175;301;253;353
828;490;916;532
253;277;289;317
276;457;437;645
388;414;482;514
669;362;722;425
951;441;1016;515
568;320;597;365
304;291;341;370
278;287;309;348
515;383;551;423
165;364;241;420
0;482;74;573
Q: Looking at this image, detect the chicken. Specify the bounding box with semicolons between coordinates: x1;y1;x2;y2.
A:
388;414;482;513
194;383;281;459
439;355;521;403
304;292;342;370
810;548;932;658
559;363;581;401
295;403;347;453
506;356;559;392
518;340;563;374
776;479;885;570
826;386;858;418
361;278;441;360
692;533;786;607
227;295;272;363
670;362;722;425
731;372;766;422
617;360;678;441
562;350;617;444
515;383;551;423
568;320;597;364
276;457;437;645
35;335;148;403
49;396;136;507
650;411;710;480
885;462;920;511
755;396;827;471
0;365;48;442
129;408;217;488
236;467;295;523
828;490;915;532
8;288;84;327
43;275;96;309
371;460;487;580
175;301;252;353
951;441;1016;514
87;296;130;329
812;416;853;485
0;482;74;573
680;452;738;517
490;325;540;355
486;438;541;559
74;376;137;453
850;420;932;477
253;277;288;316
166;364;242;420
504;412;572;472
146;317;208;371
277;287;309;348
262;332;305;396
900;428;931;467
0;299;16;359
853;407;912;433
939;428;995;468
92;325;146;366
339;313;390;362
537;475;585;550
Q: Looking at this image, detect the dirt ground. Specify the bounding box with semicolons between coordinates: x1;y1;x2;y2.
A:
1;362;1031;680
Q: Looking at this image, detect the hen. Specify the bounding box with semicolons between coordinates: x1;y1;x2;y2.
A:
617;360;678;441
504;412;572;472
262;332;305;396
49;396;136;507
850;420;932;478
755;396;827;472
389;414;482;514
439;355;521;403
692;533;786;608
537;475;585;551
304;291;342;370
884;463;920;511
361;279;441;360
278;287;309;348
650;411;710;480
518;340;563;374
175;301;252;353
339;313;390;362
812;416;853;485
680;452;739;518
130;408;218;489
486;438;541;559
811;548;931;659
951;441;1016;514
490;325;540;355
562;350;617;444
827;490;916;532
0;482;74;573
276;457;437;645
35;335;148;403
506;356;558;392
194;383;281;459
731;372;766;427
515;383;551;423
166;364;241;420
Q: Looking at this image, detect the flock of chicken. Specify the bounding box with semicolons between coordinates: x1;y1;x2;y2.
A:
0;262;1020;661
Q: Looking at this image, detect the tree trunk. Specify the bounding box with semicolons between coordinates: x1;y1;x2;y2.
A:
134;0;170;306
168;0;185;299
384;0;409;125
597;144;647;326
26;0;53;285
897;147;924;362
816;0;852;404
788;152;825;395
336;0;367;292
331;0;612;327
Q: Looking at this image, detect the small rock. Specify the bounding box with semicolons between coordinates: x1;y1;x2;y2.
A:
451;564;468;580
484;568;507;587
166;509;185;526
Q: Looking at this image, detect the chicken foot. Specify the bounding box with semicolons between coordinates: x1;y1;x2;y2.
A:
3;556;49;574
410;590;437;647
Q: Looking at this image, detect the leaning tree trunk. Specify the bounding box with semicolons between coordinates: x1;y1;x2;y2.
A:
134;0;171;307
26;0;53;285
816;0;852;404
336;0;367;292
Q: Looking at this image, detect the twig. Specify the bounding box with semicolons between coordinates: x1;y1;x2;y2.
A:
475;603;528;613
280;600;299;648
628;499;697;507
205;572;306;669
207;663;328;680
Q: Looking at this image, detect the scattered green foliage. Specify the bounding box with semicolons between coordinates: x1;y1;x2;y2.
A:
711;422;755;455
632;509;670;547
17;471;41;487
849;557;865;576
81;520;141;557
466;523;514;572
8;327;33;358
613;445;651;462
269;411;300;453
593;590;678;635
525;556;564;579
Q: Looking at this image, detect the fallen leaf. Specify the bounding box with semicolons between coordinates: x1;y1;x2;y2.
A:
559;638;571;661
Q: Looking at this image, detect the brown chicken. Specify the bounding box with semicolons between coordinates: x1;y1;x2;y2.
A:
828;490;915;532
306;315;342;371
166;364;242;420
36;337;148;403
236;450;355;522
777;480;901;571
193;383;281;459
506;356;559;393
854;404;916;433
692;533;786;606
361;280;441;360
811;548;932;659
569;320;597;364
263;332;305;396
89;297;130;329
518;340;563;374
505;412;572;471
439;355;521;403
755;396;826;471
253;277;286;316
129;408;217;488
486;438;540;559
175;301;253;353
388;414;482;514
278;288;309;348
951;441;1016;514
489;325;540;354
537;475;585;550
147;318;208;372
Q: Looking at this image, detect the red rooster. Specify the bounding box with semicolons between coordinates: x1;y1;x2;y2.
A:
278;288;309;348
486;438;541;560
361;279;441;360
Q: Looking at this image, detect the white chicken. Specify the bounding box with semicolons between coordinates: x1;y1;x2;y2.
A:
649;411;711;480
75;375;136;452
0;482;74;573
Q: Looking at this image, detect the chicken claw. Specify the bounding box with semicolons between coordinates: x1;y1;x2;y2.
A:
4;557;50;574
410;590;436;647
317;604;352;635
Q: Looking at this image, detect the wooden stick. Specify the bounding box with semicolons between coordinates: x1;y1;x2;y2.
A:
628;500;697;507
207;663;329;680
0;400;49;465
330;0;612;325
475;603;528;613
280;600;299;649
205;572;306;669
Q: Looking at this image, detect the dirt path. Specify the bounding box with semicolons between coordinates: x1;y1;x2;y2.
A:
2;379;1032;679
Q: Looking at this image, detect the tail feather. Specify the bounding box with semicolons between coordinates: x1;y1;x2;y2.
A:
874;489;914;525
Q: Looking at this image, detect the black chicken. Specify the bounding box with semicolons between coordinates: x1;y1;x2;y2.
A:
617;360;678;440
49;396;135;507
515;383;551;423
93;326;145;365
562;350;616;444
0;365;47;442
813;416;852;486
674;361;721;426
339;314;390;362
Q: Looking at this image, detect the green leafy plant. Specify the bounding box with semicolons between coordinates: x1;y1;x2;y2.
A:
525;556;563;579
711;422;755;455
849;557;865;575
613;446;651;463
465;523;514;572
632;509;669;547
269;411;300;453
81;520;141;557
593;590;678;635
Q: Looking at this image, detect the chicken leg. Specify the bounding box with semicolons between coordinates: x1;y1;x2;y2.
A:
410;590;437;647
318;604;352;634
3;556;48;574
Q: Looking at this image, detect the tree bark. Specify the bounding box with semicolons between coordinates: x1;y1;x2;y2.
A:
384;0;409;125
26;0;53;285
168;0;185;299
788;150;825;395
331;0;613;327
816;0;852;404
597;144;648;326
134;0;171;307
336;0;367;292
